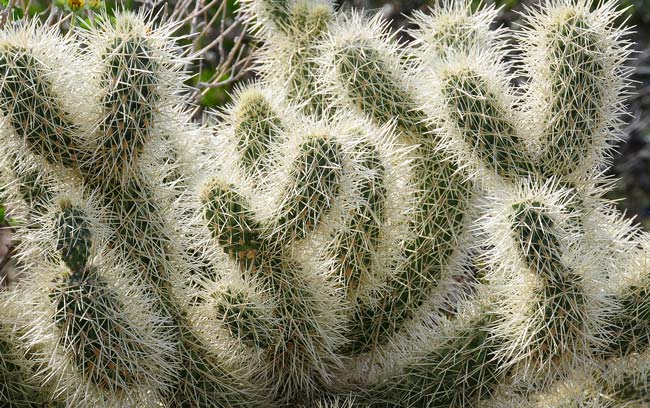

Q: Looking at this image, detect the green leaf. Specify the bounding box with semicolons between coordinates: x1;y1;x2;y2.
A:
11;6;23;19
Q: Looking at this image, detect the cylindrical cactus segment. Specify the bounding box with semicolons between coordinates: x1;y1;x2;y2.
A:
268;134;342;245
344;139;471;354
50;267;159;396
327;139;387;299
94;31;163;182
327;31;431;138
510;201;564;274
233;89;286;179
55;200;93;271
285;1;332;41
213;287;275;349
0;43;82;170
245;0;334;116
82;15;268;405
438;66;535;183
492;196;594;378
282;1;333;115
49;200;177;400
202;179;262;270
512;201;589;360
605;242;650;356
0;317;57;407
252;256;343;399
520;0;630;180
369;312;501;408
409;0;502;60
244;0;333;38
257;0;293;31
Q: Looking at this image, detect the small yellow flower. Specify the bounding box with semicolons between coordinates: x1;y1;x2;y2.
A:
67;0;84;11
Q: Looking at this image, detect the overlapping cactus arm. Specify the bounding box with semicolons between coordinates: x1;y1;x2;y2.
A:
0;24;87;171
0;13;269;408
408;1;504;60
430;50;536;185
518;0;631;183
244;0;335;117
201;113;347;399
0;304;58;407
604;239;650;356
480;183;609;382
367;308;502;408
84;15;186;184
325;138;387;301
230;87;287;180
316;12;473;353
320;14;431;138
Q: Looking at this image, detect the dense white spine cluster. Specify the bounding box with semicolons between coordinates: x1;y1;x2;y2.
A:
0;0;647;407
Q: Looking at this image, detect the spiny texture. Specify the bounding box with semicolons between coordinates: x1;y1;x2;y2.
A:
1;0;648;407
0;14;268;408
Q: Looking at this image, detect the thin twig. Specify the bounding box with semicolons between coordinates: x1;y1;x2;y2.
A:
0;0;17;29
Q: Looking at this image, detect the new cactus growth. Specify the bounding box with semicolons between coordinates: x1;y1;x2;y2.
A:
1;0;649;407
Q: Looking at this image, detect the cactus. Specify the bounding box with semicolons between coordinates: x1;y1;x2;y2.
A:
1;0;649;407
0;14;268;408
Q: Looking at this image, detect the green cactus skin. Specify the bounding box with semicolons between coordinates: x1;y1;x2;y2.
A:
320;13;474;354
202;130;346;400
55;201;92;272
0;0;645;407
368;311;501;408
329;41;430;139
214;287;275;349
232;88;286;180
497;348;650;408
266;134;342;245
280;1;334;117
94;37;161;183
476;184;607;387
101;177;266;407
51;266;157;396
438;66;536;184
203;180;262;272
326;139;387;300
519;0;630;182
0;151;57;224
507;200;591;375
41;198;181;405
0;47;83;170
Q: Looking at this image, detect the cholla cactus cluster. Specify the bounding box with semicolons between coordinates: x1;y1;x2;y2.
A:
0;0;648;407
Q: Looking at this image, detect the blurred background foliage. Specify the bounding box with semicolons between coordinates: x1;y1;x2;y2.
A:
1;0;650;235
